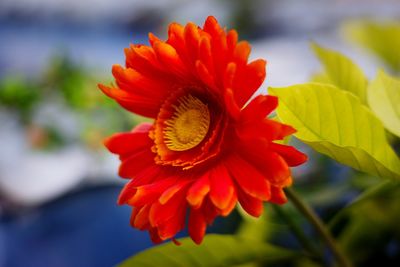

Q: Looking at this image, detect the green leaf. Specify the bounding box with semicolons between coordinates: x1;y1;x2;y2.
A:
367;70;400;138
310;72;332;84
118;234;298;267
311;43;368;104
343;21;400;72
269;83;400;179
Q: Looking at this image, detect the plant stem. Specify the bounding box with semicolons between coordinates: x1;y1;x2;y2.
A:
272;205;323;261
285;187;353;267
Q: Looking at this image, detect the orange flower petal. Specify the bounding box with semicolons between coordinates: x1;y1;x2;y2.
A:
111;64;172;99
209;164;235;210
159;180;190;205
226;29;238;52
223;62;236;89
153;41;190;79
125;45;164;76
131;205;151;230
238;141;292;187
129;176;180;206
220;191;237;216
237;188;264;217
195;60;216;91
240;95;278;122
224;88;240;119
149;189;186;227
104;123;152;157
198;36;214;77
233;59;266;107
157;211;186;240
186;173;210;208
184;22;201;64
188;208;207;244
270;143;308;167
118;149;155;178
226;154;271;201
270;186;288;204
233;41;251;66
98;84;161;118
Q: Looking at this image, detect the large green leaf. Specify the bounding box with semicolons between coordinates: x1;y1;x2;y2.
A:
367;70;400;138
343;21;400;72
119;234;297;267
311;43;368;104
269;83;400;179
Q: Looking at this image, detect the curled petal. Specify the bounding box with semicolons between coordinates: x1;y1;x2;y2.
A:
118;182;137;205
118;149;155;178
270;143;308;167
198;36;214;77
148;32;161;46
188;209;207;244
270;186;288;204
239;142;292;187
104;123;152;157
131;205;151;230
186;173;210;208
220;192;237;216
225;154;271;201
234;59;266;107
129;176;180;206
226;29;238;52
124;45;167;79
153;41;190;79
233;41;251;66
237;188;264;217
157;211;186;240
184;22;201;64
149;227;163;244
98;84;161;118
159;180;191;204
238;119;296;141
209;164;235;210
195;60;216;91
240;95;278;122
149;189;186;227
224;88;240;119
111;64;172;100
223;62;236;89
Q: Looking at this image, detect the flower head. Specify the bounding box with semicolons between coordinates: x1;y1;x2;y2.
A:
99;16;307;244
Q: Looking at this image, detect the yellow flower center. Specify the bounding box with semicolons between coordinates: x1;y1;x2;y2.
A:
164;95;210;151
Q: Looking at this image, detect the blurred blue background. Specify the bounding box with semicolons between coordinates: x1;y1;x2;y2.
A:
0;0;399;266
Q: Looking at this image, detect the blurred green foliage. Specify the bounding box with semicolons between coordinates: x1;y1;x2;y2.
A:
0;55;142;150
0;76;41;123
46;56;94;110
344;21;400;74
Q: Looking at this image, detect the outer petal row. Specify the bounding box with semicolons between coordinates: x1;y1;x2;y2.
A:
99;16;268;118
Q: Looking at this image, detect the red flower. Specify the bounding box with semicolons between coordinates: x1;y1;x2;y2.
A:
99;16;307;244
